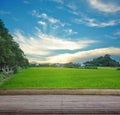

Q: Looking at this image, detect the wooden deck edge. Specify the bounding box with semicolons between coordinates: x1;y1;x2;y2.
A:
0;88;120;95
0;108;120;114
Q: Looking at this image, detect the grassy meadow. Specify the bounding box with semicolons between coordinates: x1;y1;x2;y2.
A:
0;67;120;88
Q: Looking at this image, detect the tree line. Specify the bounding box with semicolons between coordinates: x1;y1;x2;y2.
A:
30;54;120;68
0;19;29;74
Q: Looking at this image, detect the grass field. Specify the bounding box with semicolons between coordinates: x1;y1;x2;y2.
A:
0;67;120;88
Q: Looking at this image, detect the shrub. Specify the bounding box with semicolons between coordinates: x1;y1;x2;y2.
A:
117;67;120;70
0;73;5;82
84;66;98;69
0;73;10;83
13;66;21;74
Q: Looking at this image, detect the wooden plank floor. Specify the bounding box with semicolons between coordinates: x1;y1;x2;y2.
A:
0;95;120;114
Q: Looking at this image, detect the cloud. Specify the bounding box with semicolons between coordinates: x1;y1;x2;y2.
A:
32;11;58;23
64;29;78;35
88;0;120;13
41;13;58;24
13;29;97;63
69;10;79;16
75;17;118;27
114;30;120;36
13;30;50;56
38;21;47;32
104;35;117;40
32;11;74;35
67;3;78;10
47;47;120;63
13;30;120;64
32;10;39;17
104;30;120;40
38;21;46;26
52;0;64;4
23;0;30;4
32;11;65;26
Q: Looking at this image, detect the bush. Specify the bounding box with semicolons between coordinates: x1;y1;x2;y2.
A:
117;67;120;70
0;73;10;83
13;66;21;74
0;73;5;82
84;66;98;69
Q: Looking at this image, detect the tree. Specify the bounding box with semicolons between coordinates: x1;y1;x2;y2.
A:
0;19;29;73
64;62;80;68
84;54;120;67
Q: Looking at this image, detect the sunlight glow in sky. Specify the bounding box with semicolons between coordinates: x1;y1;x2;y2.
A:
0;0;120;63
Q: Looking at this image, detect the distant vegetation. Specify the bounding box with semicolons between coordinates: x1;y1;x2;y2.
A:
30;54;120;68
84;54;120;67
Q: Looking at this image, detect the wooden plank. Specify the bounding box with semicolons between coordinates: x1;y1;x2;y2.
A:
0;95;120;114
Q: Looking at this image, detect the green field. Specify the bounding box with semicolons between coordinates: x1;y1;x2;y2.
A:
0;67;120;88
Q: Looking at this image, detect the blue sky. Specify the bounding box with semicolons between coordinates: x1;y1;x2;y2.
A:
0;0;120;63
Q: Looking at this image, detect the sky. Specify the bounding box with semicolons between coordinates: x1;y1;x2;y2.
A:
0;0;120;64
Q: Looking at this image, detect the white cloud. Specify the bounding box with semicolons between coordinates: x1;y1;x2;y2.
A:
40;13;60;24
88;0;120;13
38;21;47;32
32;10;40;17
88;20;116;27
64;29;78;35
38;21;46;26
32;11;73;35
32;11;65;26
47;47;120;63
48;17;58;24
104;30;120;40
13;30;50;56
32;11;74;35
104;35;117;40
32;11;58;24
28;58;46;64
69;11;79;15
75;17;118;27
13;29;96;63
23;0;30;4
52;0;64;4
67;3;78;10
114;30;120;36
40;13;47;18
